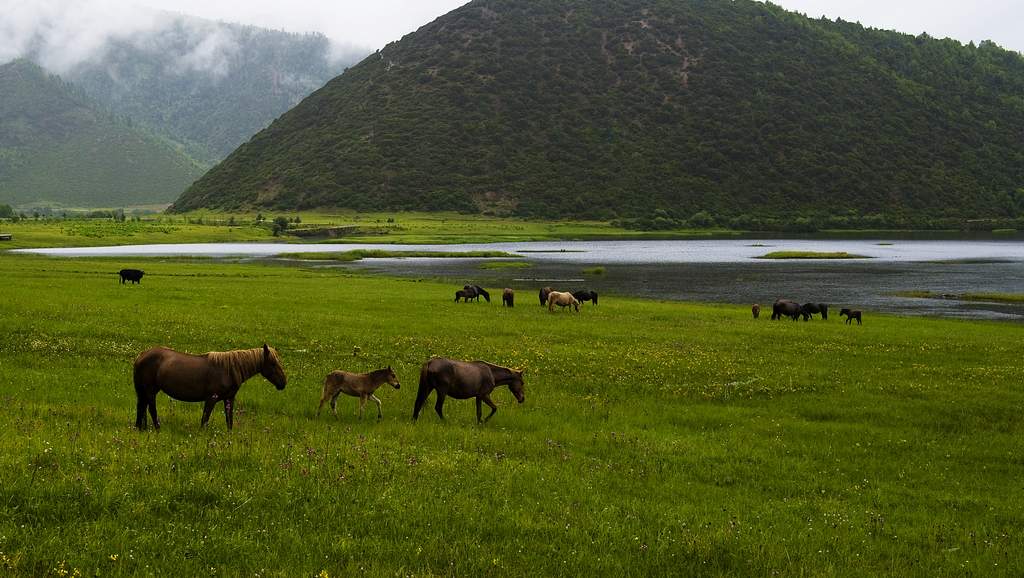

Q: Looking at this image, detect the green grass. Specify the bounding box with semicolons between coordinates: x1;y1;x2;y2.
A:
0;255;1022;576
757;251;871;260
478;260;531;270
0;212;736;250
583;266;607;275
894;290;1024;304
279;250;518;262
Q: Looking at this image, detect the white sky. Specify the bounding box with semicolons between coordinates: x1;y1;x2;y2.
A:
130;0;1023;53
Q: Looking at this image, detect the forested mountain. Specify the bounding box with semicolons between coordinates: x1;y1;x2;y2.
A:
0;60;205;207
57;16;365;164
173;0;1024;227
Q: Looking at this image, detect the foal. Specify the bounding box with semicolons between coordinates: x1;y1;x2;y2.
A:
318;366;401;419
839;308;863;325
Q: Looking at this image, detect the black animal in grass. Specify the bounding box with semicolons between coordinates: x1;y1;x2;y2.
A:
573;290;599;306
502;288;514;307
840;308;863;325
414;357;524;423
119;269;144;284
539;286;553;306
802;303;829;320
771;299;809;321
454;285;490;303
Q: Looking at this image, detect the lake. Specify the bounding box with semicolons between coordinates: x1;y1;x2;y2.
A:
16;239;1024;320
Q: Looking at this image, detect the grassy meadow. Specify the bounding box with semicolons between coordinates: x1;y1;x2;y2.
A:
0;254;1022;576
0;212;734;250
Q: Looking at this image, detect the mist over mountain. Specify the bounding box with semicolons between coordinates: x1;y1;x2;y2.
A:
2;3;368;164
174;0;1024;228
0;59;204;207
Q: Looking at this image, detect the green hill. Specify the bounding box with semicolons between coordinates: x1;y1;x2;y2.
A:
61;16;364;164
0;60;205;207
173;0;1024;227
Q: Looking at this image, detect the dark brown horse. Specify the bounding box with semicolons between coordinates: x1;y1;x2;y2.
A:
503;288;514;307
840;308;863;325
573;290;598;305
133;344;287;430
771;299;808;321
539;286;553;306
119;269;144;284
454;289;476;302
803;303;829;320
413;358;524;423
752;303;761;319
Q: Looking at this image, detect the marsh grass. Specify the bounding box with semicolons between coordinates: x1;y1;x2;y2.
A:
279;249;517;261
0;255;1021;576
478;261;532;270
757;251;870;260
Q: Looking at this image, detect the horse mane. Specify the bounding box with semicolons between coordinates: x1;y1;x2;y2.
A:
206;348;271;385
369;367;392;378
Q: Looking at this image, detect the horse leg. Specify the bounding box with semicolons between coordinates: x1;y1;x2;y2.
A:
370;394;383;419
135;397;148;430
330;391;343;416
413;381;432;421
200;399;216;427
434;393;447;420
224;398;234;430
147;395;160;431
476;397;483;424
358;395;367;419
482;395;498;423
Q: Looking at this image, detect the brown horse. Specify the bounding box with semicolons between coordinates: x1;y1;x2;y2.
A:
413;358;524;423
752;303;761;319
840;308;863;325
547;291;579;312
503;288;514;307
539;286;553;306
133;344;286;430
318;366;401;419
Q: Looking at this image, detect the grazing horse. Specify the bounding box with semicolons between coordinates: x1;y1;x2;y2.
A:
547;291;580;312
539;287;553;306
462;285;490;303
752;304;761;319
413;358;525;423
318;366;400;419
502;288;514;307
454;289;477;302
802;303;829;320
573;290;598;306
119;269;144;284
133;344;286;430
771;299;808;321
840;308;863;325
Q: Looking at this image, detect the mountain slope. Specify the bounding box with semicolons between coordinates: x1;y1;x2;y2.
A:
0;60;205;207
173;0;1024;223
58;16;366;164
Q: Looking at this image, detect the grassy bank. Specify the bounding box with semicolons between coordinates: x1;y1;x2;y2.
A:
0;212;738;250
0;255;1021;576
757;251;870;260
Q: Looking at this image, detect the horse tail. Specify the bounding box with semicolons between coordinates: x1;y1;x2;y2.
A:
133;349;156;429
413;363;433;420
548;296;554;312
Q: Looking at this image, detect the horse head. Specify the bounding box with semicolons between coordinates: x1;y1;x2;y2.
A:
386;365;401;389
509;369;525;403
261;343;287;390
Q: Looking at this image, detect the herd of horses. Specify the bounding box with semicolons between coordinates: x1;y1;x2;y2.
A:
755;299;863;324
455;284;599;313
128;273;868;431
133;344;525;430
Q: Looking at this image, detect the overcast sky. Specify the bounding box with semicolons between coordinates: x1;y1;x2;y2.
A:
2;0;1021;71
130;0;1022;53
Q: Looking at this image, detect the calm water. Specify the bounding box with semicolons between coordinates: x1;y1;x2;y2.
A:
16;239;1024;320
